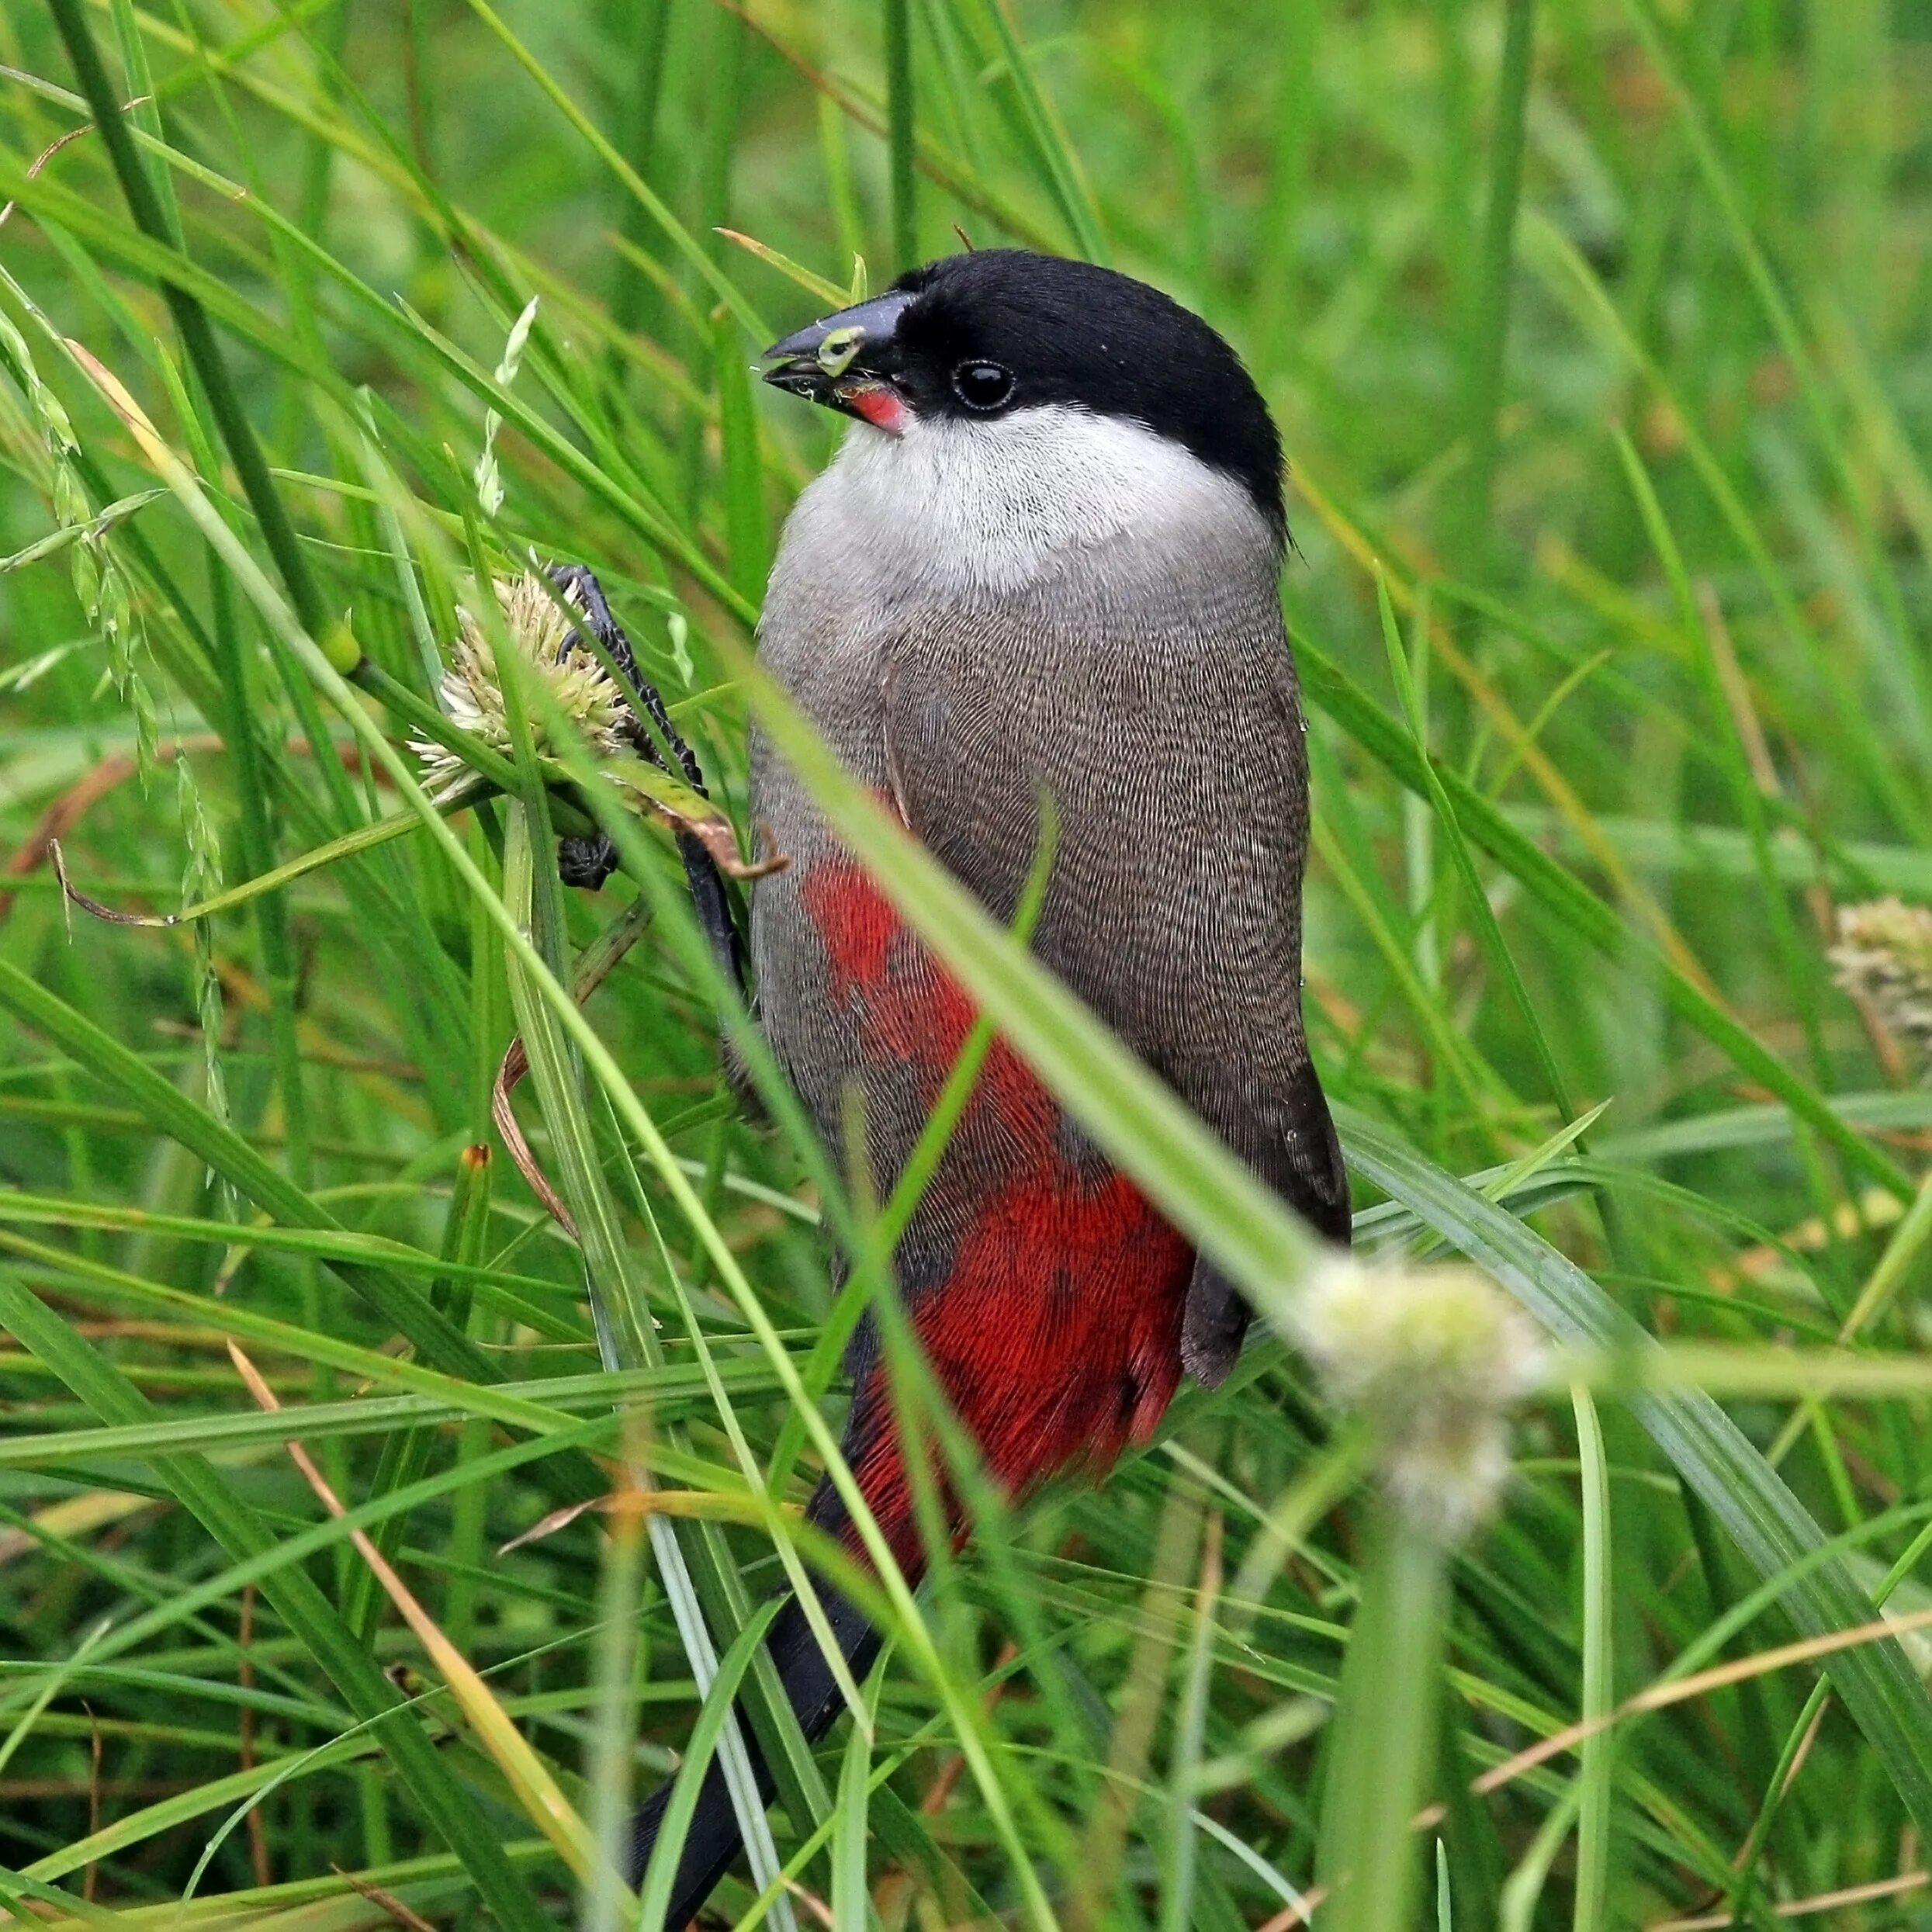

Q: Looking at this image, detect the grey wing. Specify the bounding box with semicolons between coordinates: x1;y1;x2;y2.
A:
881;593;1349;1387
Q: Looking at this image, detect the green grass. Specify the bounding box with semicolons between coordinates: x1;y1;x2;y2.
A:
3;0;1932;1926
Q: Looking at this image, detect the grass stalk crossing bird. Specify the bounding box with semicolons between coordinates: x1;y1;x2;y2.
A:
615;248;1349;1919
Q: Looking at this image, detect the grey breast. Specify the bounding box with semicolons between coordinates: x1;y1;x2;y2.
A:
749;473;1317;1216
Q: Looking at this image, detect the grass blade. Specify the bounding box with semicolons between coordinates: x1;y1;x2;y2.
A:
1570;1387;1612;1932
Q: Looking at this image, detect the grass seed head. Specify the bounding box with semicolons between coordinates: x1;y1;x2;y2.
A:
1293;1254;1548;1544
1830;898;1932;1069
413;572;628;799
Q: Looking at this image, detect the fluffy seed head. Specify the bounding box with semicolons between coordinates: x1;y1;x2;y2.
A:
412;573;628;799
1831;898;1932;1069
1291;1255;1548;1544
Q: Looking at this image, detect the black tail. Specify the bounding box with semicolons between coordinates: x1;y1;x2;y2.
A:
628;1574;881;1923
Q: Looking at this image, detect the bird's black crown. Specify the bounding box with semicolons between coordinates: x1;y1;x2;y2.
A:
881;251;1284;531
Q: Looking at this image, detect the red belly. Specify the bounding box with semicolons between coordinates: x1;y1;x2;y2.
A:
797;858;1194;1563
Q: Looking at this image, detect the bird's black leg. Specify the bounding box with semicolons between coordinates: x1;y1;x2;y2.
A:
545;564;748;1000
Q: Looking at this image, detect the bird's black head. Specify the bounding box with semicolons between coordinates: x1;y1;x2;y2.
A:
761;250;1284;533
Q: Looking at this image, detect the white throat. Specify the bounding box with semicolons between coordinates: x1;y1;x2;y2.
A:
777;403;1272;601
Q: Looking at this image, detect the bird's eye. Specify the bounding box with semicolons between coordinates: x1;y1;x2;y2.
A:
950;360;1015;412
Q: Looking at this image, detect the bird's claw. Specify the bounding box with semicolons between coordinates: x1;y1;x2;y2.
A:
545;563;749;999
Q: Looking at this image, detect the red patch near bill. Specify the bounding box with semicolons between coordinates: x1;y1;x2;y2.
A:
844;384;910;436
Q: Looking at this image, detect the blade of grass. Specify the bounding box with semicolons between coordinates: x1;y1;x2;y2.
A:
1376;563;1572;1120
1160;1511;1223;1932
482;594;833;1893
885;0;918;270
635;1599;785;1932
1459;0;1536;555
0;1362;777;1473
608;0;672;345
1608;427;1828;1085
714;308;769;605
830;1663;886;1932
1316;1505;1451;1932
583;1442;649;1932
1570;1386;1612;1932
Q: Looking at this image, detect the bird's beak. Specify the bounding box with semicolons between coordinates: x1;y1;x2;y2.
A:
761;289;915;437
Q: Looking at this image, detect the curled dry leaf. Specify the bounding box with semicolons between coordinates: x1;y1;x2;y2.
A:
330;1868;441;1932
498;1494;608;1556
598;750;787;880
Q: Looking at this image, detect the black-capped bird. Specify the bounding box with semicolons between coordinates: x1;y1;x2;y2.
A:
627;248;1348;1918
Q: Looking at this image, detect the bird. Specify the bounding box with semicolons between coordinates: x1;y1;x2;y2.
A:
625;247;1349;1919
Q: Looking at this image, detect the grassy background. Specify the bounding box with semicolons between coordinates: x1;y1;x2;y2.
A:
3;0;1932;1926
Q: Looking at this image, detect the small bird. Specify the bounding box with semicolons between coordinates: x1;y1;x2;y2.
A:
628;248;1349;1916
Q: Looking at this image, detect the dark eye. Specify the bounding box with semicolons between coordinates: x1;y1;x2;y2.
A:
950;360;1015;412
